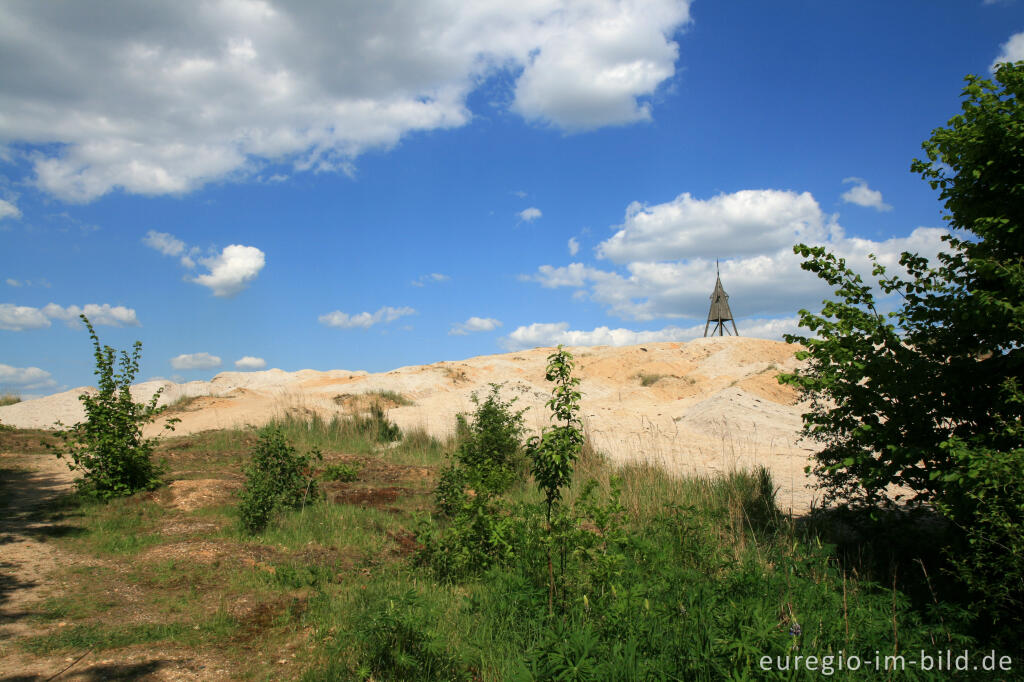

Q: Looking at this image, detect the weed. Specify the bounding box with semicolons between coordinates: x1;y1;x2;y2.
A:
354;590;468;681
0;392;21;406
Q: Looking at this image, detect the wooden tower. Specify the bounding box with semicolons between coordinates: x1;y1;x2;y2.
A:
704;261;739;337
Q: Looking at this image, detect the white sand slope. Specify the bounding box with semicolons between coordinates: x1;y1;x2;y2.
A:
0;337;821;511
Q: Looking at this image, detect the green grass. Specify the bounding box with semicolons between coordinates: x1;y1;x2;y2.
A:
635;372;665;386
0;392;21;406
12;414;1006;681
23;613;239;654
367;389;415;406
66;495;169;556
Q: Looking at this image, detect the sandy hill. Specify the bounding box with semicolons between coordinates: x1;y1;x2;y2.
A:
0;337;820;511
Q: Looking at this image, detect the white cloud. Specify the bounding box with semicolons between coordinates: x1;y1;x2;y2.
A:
525;188;950;322
0;199;21;220
568;237;580;256
0;363;57;391
992;32;1024;70
170;352;222;370
500;317;802;350
840;177;892;212
597;190;832;263
41;303;140;327
0;1;691;202
143;230;186;257
512;190;528;199
145;231;262;290
512;0;692;130
318;306;416;329
450;316;502;335
0;302;140;330
6;279;22;287
518;207;543;223
411;273;450;287
0;304;51;331
193;244;266;296
234;356;267;370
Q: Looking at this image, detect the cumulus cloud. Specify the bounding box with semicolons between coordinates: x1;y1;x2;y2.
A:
0;1;692;202
450;316;502;335
840;177;892;212
597;190;833;263
0;302;139;330
992;32;1024;70
518;207;543;223
193;245;266;297
42;303;140;327
0;199;21;220
0;304;51;331
6;279;21;287
411;273;450;287
525;188;950;322
568;237;580;256
170;352;222;370
144;231;263;293
500;317;802;350
512;0;691;130
318;306;416;329
0;363;58;391
234;356;267;370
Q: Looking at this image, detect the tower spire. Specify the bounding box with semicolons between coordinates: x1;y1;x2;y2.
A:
704;261;739;337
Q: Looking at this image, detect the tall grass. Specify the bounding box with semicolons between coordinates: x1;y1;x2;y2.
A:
0;392;21;406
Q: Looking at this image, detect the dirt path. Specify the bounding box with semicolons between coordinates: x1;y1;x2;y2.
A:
0;451;78;679
0;453;235;681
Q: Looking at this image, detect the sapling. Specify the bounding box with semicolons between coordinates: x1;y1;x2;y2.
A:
526;345;584;614
53;314;176;499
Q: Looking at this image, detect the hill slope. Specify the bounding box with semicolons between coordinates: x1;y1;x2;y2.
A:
0;337;818;510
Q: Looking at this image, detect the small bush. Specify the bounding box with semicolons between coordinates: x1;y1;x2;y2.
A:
238;425;321;533
452;384;527;495
421;385;527;578
52;315;175;500
322;461;360;482
0;392;21;406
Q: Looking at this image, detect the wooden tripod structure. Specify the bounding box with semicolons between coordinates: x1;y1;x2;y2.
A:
704;261;739;337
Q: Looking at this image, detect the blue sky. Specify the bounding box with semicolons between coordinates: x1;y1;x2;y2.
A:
2;0;1022;397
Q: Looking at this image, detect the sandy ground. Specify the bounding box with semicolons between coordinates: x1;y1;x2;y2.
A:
0;337;821;512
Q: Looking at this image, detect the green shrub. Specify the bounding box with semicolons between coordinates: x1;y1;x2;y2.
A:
52;315;175;500
420;385;527;579
322;461;361;482
238;425;321;533
0;392;21;406
452;383;527;496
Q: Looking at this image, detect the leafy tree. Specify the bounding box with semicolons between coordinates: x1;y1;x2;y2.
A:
53;315;175;499
781;62;1024;624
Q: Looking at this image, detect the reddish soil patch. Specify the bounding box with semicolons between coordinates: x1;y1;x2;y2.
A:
328;485;417;507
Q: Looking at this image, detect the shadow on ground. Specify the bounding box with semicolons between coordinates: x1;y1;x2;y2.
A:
0;461;83;616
